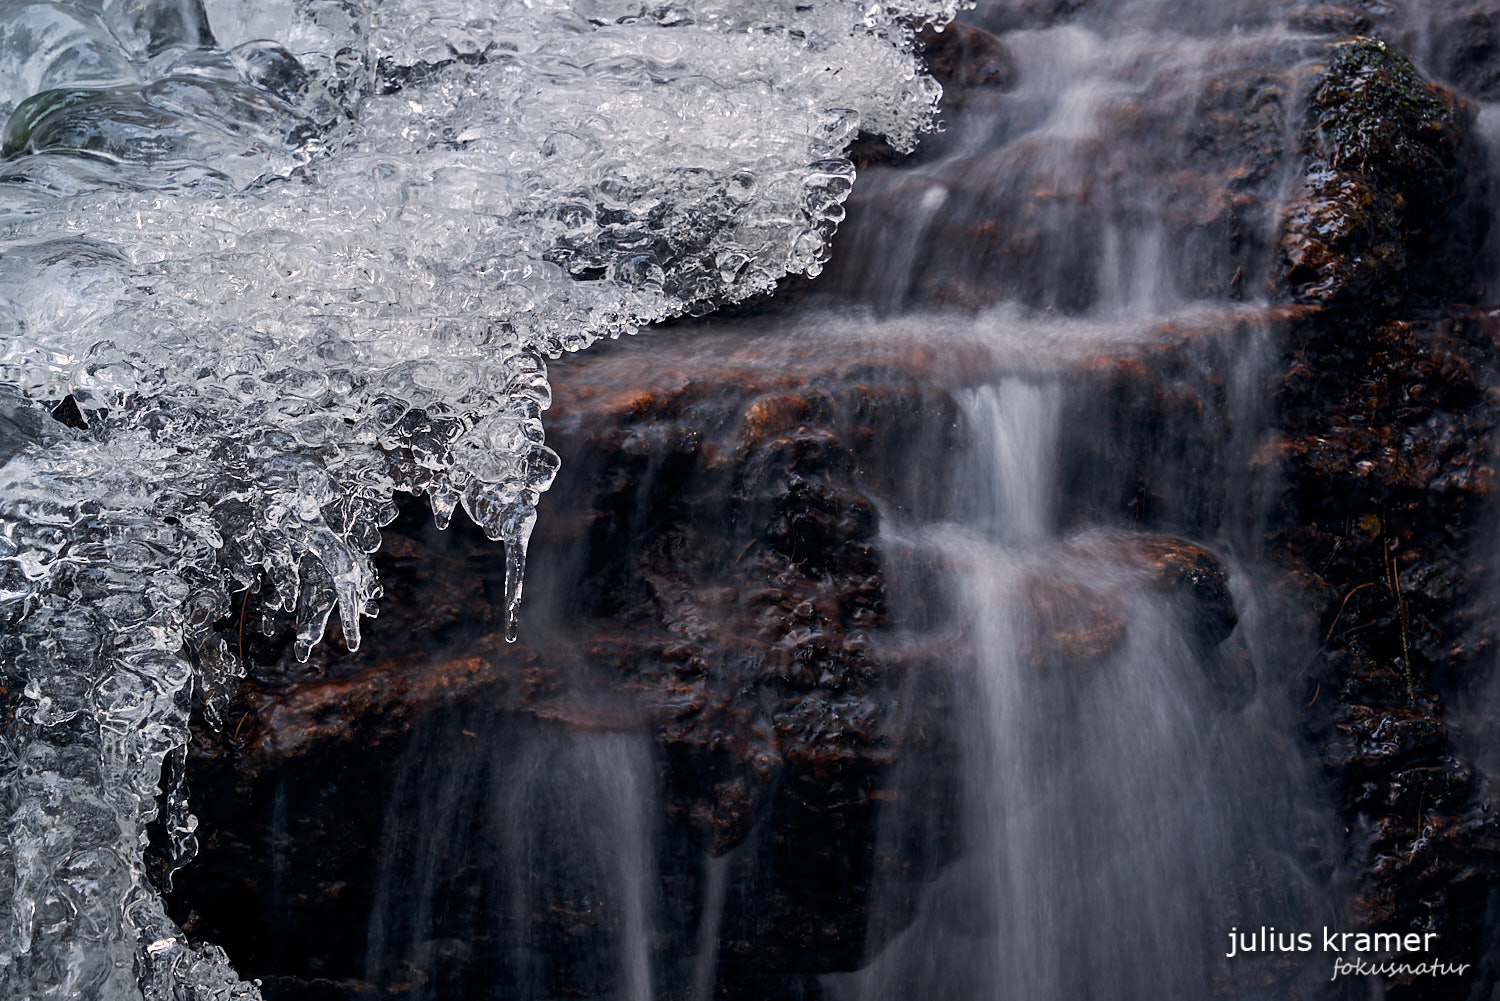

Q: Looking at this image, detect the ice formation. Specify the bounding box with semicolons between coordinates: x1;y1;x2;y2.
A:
0;0;958;996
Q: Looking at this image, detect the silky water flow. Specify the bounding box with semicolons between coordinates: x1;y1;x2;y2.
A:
821;4;1358;999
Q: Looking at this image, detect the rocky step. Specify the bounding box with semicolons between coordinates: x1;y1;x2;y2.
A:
171;313;1260;1000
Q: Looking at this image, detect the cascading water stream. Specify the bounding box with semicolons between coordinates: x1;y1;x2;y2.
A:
815;2;1365;997
826;366;1334;1000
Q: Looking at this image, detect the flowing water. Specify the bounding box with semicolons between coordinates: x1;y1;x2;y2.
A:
826;359;1335;1001
366;716;660;1001
818;3;1362;999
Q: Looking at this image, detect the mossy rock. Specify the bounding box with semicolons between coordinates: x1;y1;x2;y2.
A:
1309;37;1459;180
1280;37;1488;306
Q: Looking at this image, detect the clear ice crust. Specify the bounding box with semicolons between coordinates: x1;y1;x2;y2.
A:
0;0;959;996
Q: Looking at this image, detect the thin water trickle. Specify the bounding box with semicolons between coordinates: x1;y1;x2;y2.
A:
689;852;732;1001
956;379;1059;543
366;715;661;1001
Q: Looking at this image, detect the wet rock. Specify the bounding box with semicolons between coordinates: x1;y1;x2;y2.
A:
1112;534;1240;647
173;334;975;996
1265;37;1500;999
1273;312;1500;997
1017;575;1130;672
1364;757;1476;816
1278;38;1489;306
1351;797;1500;994
1332;705;1449;779
974;0;1093;33
918;22;1016;96
172;303;1275;999
1280;166;1406;306
1006;534;1240;676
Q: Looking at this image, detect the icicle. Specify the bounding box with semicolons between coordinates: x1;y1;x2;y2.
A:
505;536;525;645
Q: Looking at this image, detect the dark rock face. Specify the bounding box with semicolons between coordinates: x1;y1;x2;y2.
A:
174;335;970;998
918;22;1017;96
1264;31;1500;1001
174;310;1258;998
972;0;1092;34
1271;307;1500;999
